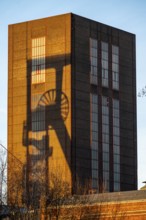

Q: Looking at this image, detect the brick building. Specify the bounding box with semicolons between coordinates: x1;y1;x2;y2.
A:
53;190;146;220
8;13;137;205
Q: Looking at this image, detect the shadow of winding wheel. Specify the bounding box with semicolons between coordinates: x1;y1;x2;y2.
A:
38;89;69;121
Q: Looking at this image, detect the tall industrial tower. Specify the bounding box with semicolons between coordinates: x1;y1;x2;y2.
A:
8;13;137;205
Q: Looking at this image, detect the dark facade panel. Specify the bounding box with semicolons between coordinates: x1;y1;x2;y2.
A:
72;13;137;192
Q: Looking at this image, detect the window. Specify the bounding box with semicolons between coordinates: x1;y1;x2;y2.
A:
31;94;45;153
112;45;119;90
102;96;109;190
103;143;109;153
32;37;45;84
90;39;98;85
101;42;108;87
91;94;98;189
30;93;46;177
113;99;120;191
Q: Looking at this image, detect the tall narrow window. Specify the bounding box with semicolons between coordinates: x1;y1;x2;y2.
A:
113;99;120;191
101;42;108;87
32;37;45;84
102;96;109;191
31;94;46;175
91;94;98;190
112;45;119;90
90;39;98;85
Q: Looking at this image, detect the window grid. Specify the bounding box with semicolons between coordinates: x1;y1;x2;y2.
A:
30;93;46;178
102;96;109;191
90;39;98;85
112;45;119;90
31;94;46;156
32;37;45;84
101;42;108;87
113;99;120;191
91;94;98;189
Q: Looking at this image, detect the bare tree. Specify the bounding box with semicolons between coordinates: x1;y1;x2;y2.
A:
66;178;92;220
41;170;71;220
0;143;128;220
138;85;146;97
0;147;7;205
0;144;37;219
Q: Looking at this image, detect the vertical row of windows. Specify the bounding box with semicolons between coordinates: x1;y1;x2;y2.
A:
112;45;119;90
32;37;45;84
91;94;98;189
102;96;109;191
113;99;120;191
90;39;98;85
101;42;108;87
89;39;120;192
31;94;46;160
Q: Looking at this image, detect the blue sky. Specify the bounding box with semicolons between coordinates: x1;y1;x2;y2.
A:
0;0;146;189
